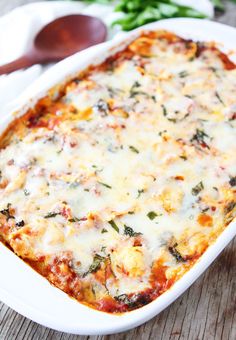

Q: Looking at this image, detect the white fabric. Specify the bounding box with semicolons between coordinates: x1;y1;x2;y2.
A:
0;0;213;113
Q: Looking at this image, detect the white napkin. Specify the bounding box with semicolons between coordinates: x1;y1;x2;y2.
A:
0;0;213;114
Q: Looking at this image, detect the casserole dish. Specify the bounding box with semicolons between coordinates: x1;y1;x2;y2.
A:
0;18;236;334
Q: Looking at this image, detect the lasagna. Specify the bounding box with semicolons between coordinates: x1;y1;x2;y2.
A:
0;30;235;313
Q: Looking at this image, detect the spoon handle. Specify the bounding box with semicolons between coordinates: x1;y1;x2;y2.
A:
0;55;35;75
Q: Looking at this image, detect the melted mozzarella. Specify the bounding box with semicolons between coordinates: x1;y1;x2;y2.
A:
0;31;235;307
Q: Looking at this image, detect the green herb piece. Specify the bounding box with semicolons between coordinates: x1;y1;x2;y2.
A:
129;81;147;97
114;292;151;309
23;189;30;196
129;145;139;154
191;181;204;196
168;243;186;262
128;211;135;215
114;294;135;307
229;176;236;187
112;1;206;31
44;212;59;218
16;220;25;227
167;118;177;123
179;155;187;161
124;225;142;237
68;217;80;222
161;104;167;116
215;91;224;105
69;182;80;188
114;294;133;305
137;189;145;198
98;181;112;189
101;228;108;233
151;95;156;102
0;204;15;221
147;211;158;220
179;70;189;78
108;220;119;233
94;99;109;116
83;254;105;277
190;128;210;149
57;148;63;154
158;130;167;136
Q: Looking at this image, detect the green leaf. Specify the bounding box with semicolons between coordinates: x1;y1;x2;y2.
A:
98;181;112;189
168;243;186;262
147;211;158;220
191;181;204;196
108;219;119;233
136;6;162;26
176;6;206;18
158;3;179;17
44;212;59;218
83;254;105;277
124;225;142;237
129;145;139;153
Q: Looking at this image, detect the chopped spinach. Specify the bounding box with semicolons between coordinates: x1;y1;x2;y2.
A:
69;182;80;189
98;181;112;189
124;225;142;237
168;243;186;262
108;220;119;233
147;211;158;220
114;292;151;309
68;217;80;222
179;155;187;161
83;254;105;277
129;81;155;101
23;189;30;196
161;104;167;116
137;189;145;198
190;128;210;149
94;99;109;116
44;212;60;218
215;91;224;105
16;220;25;227
179;70;189;78
0;204;15;221
129;145;139;154
191;181;204;196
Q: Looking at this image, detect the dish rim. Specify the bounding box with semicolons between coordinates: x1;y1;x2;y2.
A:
0;18;236;335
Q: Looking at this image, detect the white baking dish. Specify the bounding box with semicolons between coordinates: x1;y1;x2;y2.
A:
0;18;236;335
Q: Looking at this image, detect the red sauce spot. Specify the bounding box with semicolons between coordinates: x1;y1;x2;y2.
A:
217;50;236;70
97;296;126;313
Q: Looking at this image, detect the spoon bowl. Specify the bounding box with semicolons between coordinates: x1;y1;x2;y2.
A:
34;15;107;61
0;14;107;75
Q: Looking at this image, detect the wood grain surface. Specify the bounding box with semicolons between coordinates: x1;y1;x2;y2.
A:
0;1;235;339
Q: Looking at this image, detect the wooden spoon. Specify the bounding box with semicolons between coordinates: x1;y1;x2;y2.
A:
0;14;107;75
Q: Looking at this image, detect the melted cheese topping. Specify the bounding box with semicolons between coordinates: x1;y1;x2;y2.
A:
0;30;236;313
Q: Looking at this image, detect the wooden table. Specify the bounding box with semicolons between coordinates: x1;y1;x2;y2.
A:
0;1;235;339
